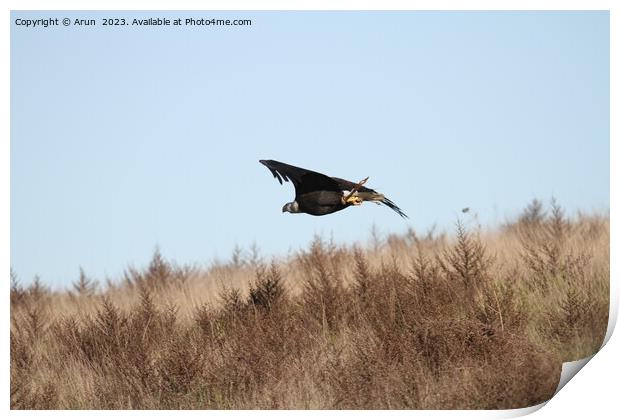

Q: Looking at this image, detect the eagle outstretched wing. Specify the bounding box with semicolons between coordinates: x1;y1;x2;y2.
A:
330;177;375;193
259;160;341;197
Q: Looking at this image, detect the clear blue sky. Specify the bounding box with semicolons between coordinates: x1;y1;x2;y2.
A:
11;11;609;289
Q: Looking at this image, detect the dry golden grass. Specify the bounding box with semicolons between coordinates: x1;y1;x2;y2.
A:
10;200;609;409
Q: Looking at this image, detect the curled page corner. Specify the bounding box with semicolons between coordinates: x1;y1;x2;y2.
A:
550;301;618;399
554;356;595;396
493;356;598;419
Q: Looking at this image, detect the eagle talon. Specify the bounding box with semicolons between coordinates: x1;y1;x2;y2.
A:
344;177;369;202
345;195;363;206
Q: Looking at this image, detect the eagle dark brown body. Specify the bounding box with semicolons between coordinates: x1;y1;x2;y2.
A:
296;190;348;216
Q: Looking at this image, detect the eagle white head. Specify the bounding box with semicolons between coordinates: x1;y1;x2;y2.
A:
282;201;300;214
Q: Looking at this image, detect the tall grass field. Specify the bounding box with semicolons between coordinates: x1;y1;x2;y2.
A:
10;200;609;409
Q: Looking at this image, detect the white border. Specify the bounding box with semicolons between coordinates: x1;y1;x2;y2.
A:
3;1;616;419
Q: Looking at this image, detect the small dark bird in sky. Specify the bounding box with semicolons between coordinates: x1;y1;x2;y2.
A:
259;160;407;218
462;207;470;213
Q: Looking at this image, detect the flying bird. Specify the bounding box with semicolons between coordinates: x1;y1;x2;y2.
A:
259;159;407;218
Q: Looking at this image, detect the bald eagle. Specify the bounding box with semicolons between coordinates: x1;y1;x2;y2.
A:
260;160;407;218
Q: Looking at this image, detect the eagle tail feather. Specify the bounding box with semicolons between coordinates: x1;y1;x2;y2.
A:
353;192;408;219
